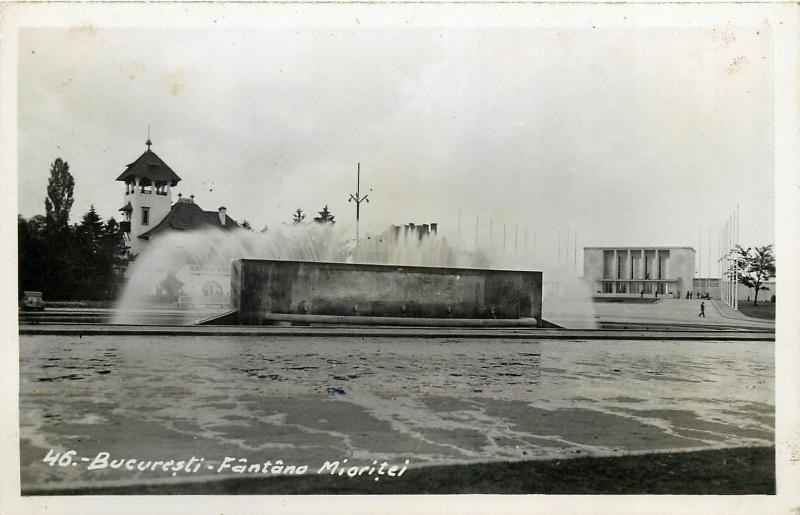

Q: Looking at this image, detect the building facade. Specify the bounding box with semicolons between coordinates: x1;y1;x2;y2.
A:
351;223;442;265
117;140;239;258
116;140;241;307
583;247;695;298
117;139;182;257
692;278;777;302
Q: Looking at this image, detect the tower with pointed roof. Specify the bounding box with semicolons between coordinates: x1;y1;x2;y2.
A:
117;139;181;257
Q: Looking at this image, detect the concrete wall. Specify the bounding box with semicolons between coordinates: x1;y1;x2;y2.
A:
669;248;695;296
583;249;604;285
740;280;776;301
693;278;776;302
691;278;720;299
231;259;543;325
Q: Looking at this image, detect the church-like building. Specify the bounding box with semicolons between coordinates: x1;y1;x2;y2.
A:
117;139;239;258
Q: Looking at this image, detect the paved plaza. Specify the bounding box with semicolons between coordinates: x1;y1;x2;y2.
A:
592;299;775;328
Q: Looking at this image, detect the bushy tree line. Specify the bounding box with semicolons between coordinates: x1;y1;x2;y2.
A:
18;159;127;301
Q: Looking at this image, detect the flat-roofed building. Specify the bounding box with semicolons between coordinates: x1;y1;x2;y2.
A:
693;278;776;302
583;247;695;298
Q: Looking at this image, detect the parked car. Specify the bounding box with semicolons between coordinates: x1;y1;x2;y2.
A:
21;291;44;311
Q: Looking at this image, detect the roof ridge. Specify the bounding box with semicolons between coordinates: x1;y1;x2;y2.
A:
116;147;182;184
138;198;239;239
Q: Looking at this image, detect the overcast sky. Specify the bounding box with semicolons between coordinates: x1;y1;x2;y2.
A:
17;24;774;274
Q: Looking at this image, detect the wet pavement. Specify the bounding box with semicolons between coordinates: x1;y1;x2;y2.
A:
592;299;775;328
19;334;773;491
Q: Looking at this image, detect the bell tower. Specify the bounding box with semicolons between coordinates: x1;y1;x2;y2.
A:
116;138;181;257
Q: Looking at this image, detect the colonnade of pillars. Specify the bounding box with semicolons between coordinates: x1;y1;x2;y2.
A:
605;249;669;294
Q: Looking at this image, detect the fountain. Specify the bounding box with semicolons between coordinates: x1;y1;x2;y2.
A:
113;222;595;328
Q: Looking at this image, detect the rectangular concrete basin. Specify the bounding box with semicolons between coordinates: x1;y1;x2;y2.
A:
231;259;542;326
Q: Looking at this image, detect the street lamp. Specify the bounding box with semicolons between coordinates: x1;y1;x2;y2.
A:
348;162;369;244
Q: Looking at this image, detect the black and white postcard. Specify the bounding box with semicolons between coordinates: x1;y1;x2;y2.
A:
2;2;799;514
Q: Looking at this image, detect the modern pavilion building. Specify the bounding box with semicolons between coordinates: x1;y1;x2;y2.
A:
583;246;696;298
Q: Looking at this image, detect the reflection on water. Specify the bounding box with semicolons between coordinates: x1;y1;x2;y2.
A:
20;336;773;490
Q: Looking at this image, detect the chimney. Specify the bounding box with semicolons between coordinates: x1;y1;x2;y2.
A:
218;207;227;226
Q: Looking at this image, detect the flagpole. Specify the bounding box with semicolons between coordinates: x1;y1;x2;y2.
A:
734;205;739;310
729;213;734;307
707;227;710;299
725;218;730;306
698;228;702;294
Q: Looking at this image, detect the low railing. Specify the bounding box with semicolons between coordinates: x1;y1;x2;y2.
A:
175;294;230;309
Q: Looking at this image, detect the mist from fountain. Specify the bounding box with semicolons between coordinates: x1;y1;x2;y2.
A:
112;223;596;328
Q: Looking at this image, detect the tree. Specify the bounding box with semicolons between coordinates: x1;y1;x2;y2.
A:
101;218;127;265
241;220;253;231
313;205;336;224
19;205;129;301
72;206;106;298
17;215;48;297
734;245;776;305
19;162;130;301
101;217;127;293
292;209;306;225
77;205;104;250
44;158;75;231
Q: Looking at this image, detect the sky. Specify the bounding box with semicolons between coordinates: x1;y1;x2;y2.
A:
16;23;774;275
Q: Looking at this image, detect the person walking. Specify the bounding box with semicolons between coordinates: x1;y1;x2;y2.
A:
698;301;705;317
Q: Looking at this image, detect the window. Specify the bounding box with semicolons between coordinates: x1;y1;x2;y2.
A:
140;178;152;194
202;280;223;296
631;254;642;279
616;282;628;294
603;250;614;278
142;207;150;226
603;281;613;293
156;182;168;195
